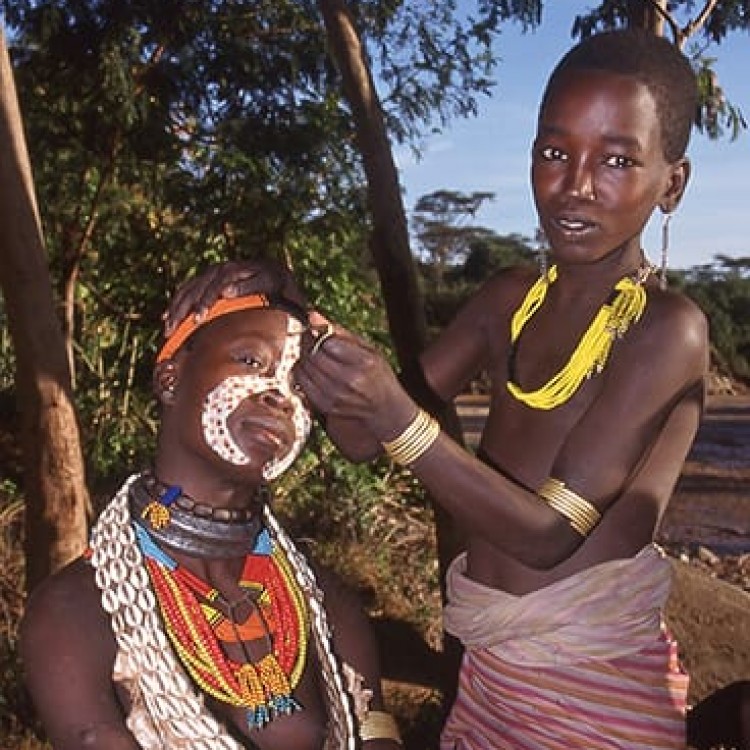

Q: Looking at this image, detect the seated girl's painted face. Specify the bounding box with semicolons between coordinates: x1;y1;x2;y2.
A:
159;299;312;481
199;310;312;481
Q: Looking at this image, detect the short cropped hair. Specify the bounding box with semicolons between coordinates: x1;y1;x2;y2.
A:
541;28;698;162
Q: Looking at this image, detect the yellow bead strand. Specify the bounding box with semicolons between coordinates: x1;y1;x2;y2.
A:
507;265;650;410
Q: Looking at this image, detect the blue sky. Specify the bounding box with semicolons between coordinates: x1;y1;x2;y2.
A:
394;4;749;270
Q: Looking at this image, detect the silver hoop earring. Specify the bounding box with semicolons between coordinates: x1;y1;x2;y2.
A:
660;212;672;290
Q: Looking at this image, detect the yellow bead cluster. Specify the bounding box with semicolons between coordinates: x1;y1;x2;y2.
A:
508;265;649;410
141;501;171;530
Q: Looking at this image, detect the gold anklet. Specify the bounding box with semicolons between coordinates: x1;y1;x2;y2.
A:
538;477;601;536
381;408;440;466
360;710;402;745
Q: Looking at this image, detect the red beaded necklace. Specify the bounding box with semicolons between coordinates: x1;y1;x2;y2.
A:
138;526;309;730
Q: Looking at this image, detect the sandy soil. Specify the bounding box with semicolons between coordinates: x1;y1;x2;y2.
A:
658;394;750;704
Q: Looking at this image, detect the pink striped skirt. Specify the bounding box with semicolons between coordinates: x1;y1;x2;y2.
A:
441;632;688;749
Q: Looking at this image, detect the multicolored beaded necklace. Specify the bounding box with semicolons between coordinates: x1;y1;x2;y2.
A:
135;524;310;730
507;263;652;410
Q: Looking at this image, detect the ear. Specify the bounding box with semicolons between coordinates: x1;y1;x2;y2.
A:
153;360;180;405
659;156;691;214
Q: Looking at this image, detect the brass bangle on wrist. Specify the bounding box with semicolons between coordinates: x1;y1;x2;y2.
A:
359;710;403;745
537;477;601;536
381;408;440;466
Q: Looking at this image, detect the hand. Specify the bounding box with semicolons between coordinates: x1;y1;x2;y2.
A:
295;315;417;445
163;259;305;336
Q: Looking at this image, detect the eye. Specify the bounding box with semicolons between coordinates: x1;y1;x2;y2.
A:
234;352;263;368
539;145;567;162
604;154;636;169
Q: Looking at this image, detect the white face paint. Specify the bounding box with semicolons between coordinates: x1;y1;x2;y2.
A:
201;316;311;481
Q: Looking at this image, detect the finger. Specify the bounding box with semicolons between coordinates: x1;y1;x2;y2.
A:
164;262;282;335
309;322;336;356
163;275;212;336
193;263;260;312
294;351;375;419
293;361;334;415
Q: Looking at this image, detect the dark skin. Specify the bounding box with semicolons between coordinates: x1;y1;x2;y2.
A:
21;309;396;750
161;68;715;740
293;72;709;594
171;70;708;590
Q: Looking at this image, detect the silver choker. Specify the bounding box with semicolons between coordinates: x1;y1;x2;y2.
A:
128;472;265;558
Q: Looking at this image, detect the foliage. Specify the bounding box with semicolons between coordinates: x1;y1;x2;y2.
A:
1;0;539;482
364;0;542;146
411;190;537;332
570;1;748;140
676;256;750;382
413;189;496;270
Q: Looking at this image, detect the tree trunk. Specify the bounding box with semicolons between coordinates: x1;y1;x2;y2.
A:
627;0;665;33
318;0;467;556
317;0;465;703
0;30;89;591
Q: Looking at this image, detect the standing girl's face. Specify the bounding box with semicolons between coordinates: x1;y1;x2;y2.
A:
531;68;688;268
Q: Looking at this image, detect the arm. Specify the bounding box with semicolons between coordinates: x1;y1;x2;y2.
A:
418;270;520;402
314;565;402;749
305;271;517;461
20;560;139;750
296;292;708;569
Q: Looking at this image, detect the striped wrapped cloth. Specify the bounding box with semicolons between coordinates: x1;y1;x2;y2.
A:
441;545;689;749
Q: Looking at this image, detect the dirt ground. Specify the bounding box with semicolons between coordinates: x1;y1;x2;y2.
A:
658;394;750;704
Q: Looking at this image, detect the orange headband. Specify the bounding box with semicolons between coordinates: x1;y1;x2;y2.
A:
156;295;274;363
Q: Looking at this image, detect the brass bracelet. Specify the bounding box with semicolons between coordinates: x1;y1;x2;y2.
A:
381;408;440;466
360;710;403;745
537;477;601;536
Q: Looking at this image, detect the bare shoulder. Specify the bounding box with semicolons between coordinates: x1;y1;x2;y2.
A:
20;559;115;707
22;558;102;636
311;562;365;619
603;285;708;422
639;287;709;373
309;560;388;706
21;557;115;682
647;286;708;335
464;264;538;318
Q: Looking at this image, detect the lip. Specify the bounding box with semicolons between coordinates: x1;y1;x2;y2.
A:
549;213;599;239
231;410;293;452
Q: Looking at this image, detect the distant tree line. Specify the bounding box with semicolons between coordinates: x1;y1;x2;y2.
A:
413;190;750;386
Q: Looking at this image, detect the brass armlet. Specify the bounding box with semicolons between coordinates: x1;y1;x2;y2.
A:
381;408;440;466
360;710;403;745
537;477;601;536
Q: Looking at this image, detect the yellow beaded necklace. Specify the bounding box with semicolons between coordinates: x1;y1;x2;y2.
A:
507;264;651;410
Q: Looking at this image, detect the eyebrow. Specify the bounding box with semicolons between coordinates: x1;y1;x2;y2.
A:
537;124;644;152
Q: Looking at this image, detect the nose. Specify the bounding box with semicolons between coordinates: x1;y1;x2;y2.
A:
258;388;294;414
564;159;596;201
